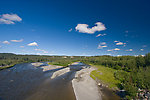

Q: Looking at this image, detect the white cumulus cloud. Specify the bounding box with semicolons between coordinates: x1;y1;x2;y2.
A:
97;45;107;49
75;22;106;34
126;49;133;51
117;55;122;57
100;42;106;45
114;41;126;46
116;42;124;45
97;42;107;49
0;14;22;24
140;49;144;51
0;18;15;24
113;48;120;51
11;39;23;42
96;33;106;37
114;41;119;42
27;42;38;46
108;48;120;51
3;41;10;44
101;45;107;47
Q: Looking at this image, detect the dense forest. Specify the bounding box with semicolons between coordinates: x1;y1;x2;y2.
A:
0;53;150;99
81;53;150;99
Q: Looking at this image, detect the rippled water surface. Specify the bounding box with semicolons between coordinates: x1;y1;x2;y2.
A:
0;62;120;100
0;62;83;100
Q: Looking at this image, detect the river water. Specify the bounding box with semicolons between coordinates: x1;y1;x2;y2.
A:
0;62;83;100
0;62;120;100
25;71;77;100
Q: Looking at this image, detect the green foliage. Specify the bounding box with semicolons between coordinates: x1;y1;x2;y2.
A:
0;64;15;70
136;55;145;67
113;65;122;70
123;76;138;97
82;53;150;99
91;65;121;88
114;70;129;83
1;53;150;99
145;53;150;66
0;53;84;69
48;59;74;67
81;55;137;71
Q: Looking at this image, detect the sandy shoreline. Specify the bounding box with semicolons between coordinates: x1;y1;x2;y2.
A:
51;67;70;79
31;62;102;100
72;67;102;100
31;62;64;71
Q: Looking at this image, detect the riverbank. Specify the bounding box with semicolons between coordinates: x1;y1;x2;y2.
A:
0;64;16;70
31;62;64;71
41;62;102;100
72;66;102;100
90;65;120;89
0;62;120;100
90;64;121;100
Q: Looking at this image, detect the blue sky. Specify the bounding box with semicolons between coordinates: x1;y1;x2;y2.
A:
0;0;150;56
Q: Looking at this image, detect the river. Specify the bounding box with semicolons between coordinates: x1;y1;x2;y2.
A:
0;62;83;100
0;62;120;100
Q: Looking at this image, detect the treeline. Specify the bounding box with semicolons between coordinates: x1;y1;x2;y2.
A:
0;53;83;69
81;53;150;99
82;55;149;71
1;53;150;99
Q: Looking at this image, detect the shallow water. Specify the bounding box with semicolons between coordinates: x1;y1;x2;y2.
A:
26;71;77;100
0;63;46;100
0;62;83;100
100;86;120;100
0;62;120;100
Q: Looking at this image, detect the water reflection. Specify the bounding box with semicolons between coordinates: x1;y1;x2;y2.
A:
0;62;86;100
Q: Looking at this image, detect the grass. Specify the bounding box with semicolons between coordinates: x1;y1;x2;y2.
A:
48;62;66;66
0;64;15;70
90;64;121;89
48;61;72;67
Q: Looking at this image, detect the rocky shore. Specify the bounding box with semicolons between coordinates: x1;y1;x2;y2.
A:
72;67;102;100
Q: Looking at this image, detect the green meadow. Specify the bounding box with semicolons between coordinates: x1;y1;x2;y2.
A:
90;64;121;89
